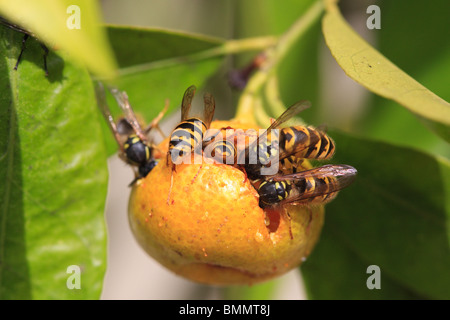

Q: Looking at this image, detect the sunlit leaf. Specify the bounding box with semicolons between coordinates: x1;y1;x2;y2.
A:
321;1;450;141
359;0;450;159
0;26;108;299
0;0;117;78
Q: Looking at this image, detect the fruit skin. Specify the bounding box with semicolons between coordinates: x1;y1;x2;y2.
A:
128;119;324;285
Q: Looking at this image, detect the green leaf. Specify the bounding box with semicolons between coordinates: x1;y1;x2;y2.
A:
0;0;117;78
301;131;450;299
100;26;226;155
321;1;450;141
234;1;324;126
359;0;450;159
0;26;108;299
107;25;223;68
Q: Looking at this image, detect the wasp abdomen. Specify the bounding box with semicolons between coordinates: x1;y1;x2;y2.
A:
124;135;152;165
291;175;338;204
138;159;158;178
280;127;335;160
209;139;237;164
169;118;207;163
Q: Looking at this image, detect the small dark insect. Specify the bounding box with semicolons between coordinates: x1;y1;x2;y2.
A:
0;16;49;76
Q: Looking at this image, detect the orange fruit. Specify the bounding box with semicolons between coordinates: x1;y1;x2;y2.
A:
128;119;324;285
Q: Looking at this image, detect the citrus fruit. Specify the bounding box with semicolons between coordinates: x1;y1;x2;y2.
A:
128;119;324;285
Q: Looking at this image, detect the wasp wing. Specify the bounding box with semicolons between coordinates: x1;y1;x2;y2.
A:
241;100;311;162
203;92;215;129
109;87;148;142
266;100;311;131
94;82;124;148
272;164;357;203
181;85;197;121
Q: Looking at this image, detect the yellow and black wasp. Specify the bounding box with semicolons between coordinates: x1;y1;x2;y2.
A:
239;100;337;179
258;164;357;208
0;16;49;75
201;100;337;179
167;85;216;167
278;124;335;174
231;101;355;220
258;163;356;239
166;85;215;202
202;126;238;165
238;100;309;179
95;82;166;185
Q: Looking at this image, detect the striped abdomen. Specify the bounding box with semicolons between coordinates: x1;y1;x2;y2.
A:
258;174;339;208
279;155;305;175
290;174;339;205
280;126;335;160
209;139;237;164
169;117;207;164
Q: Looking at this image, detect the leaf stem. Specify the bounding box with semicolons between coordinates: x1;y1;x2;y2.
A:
111;36;277;78
235;0;324;122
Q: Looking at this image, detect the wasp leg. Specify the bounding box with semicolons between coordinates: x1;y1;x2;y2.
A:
40;42;49;76
167;169;174;205
284;208;294;240
14;33;29;71
240;165;249;184
166;159;178;204
191;164;203;184
145;99;169;139
305;206;314;235
128;167;141;187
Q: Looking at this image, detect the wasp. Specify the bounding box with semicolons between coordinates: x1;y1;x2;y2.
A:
237;101;338;180
202;127;239;165
167;85;216;166
279;125;335;173
258;164;357;239
239;100;309;179
95;82;166;185
258;164;357;208
166;85;215;202
0;16;49;75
